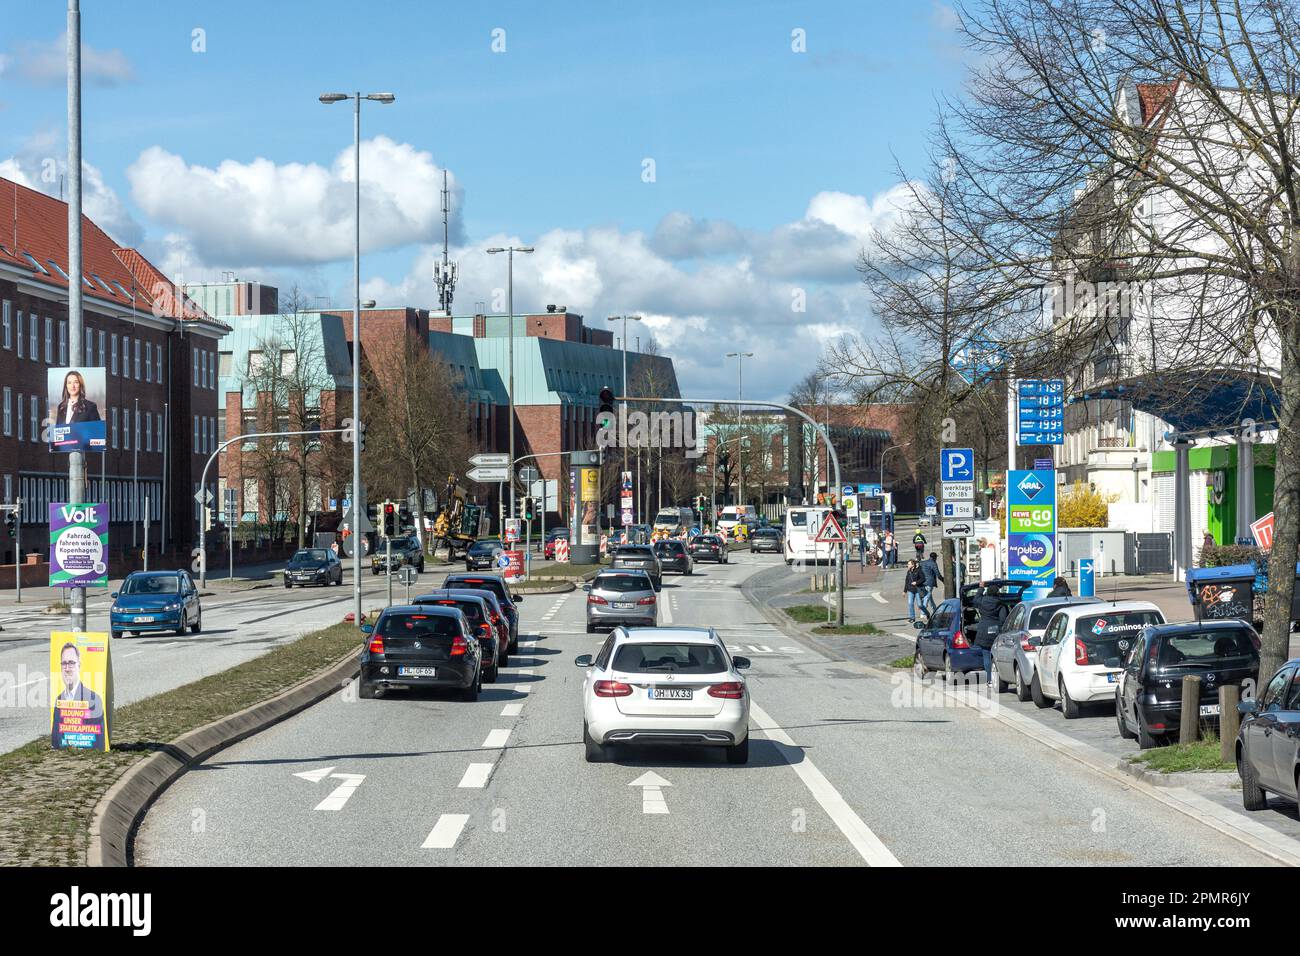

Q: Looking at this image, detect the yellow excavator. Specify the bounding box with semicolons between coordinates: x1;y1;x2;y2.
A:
431;475;486;559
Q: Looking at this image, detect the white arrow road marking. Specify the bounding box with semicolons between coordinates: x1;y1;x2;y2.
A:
872;592;888;605
421;813;470;849
292;766;336;783
748;701;901;867
629;771;672;814
481;729;511;749
459;762;495;788
314;773;366;811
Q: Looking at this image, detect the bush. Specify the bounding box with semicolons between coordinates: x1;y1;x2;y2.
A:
1199;543;1263;568
1058;480;1117;528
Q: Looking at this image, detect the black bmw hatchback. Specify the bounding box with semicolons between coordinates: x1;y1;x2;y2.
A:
358;606;483;701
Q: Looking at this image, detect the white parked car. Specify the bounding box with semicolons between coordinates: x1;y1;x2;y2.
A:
1031;601;1166;717
574;626;752;763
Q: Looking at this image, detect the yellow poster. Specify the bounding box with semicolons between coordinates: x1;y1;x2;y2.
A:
49;631;113;751
580;467;599;502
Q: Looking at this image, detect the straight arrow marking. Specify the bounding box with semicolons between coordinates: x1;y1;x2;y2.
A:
630;771;672;815
314;773;366;811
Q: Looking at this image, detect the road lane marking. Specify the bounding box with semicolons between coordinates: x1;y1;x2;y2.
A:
748;700;902;868
516;668;534;676
421;813;470;849
459;762;496;788
481;728;511;748
661;594;673;624
500;702;523;717
872;593;888;605
314;773;366;811
629;771;672;814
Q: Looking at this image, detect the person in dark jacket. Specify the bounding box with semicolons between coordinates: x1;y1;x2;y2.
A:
1048;576;1071;598
918;552;943;615
913;530;927;561
903;560;925;622
973;583;1008;685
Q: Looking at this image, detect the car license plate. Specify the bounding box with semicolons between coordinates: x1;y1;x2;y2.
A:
613;602;634;610
398;666;436;677
1199;704;1220;717
651;687;692;700
133;616;153;623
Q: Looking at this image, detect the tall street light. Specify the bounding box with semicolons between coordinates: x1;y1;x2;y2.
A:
320;89;395;629
487;246;534;520
881;441;911;538
726;351;753;505
607;315;642;498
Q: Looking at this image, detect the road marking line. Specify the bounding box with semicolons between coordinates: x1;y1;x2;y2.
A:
872;593;888;605
122;651;146;658
458;762;496;788
661;595;673;624
515;684;531;693
642;788;669;813
314;773;366;811
481;728;511;748
516;668;534;676
501;702;523;717
421;813;470;849
748;700;902;868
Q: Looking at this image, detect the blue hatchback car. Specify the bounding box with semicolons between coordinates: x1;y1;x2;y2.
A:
912;598;982;679
110;570;202;638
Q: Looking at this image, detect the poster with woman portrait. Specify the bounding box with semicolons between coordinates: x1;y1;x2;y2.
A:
47;367;107;453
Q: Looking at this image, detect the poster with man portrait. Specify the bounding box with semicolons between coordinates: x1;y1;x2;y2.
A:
49;631;113;751
47;367;107;453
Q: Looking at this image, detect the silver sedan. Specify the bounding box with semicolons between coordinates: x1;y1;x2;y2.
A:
585;570;659;633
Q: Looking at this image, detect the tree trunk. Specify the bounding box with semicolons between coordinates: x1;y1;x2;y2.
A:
1261;307;1300;682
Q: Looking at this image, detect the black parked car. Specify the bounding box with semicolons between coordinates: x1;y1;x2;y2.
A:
284;548;344;588
689;534;729;564
441;572;523;652
372;536;425;575
749;527;783;554
412;590;502;682
1237;658;1300;811
1115;620;1260;749
653;539;693;575
464;538;505;571
611;545;663;590
358;606;482;700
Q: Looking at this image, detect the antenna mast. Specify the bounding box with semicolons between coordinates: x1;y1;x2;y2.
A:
434;169;457;313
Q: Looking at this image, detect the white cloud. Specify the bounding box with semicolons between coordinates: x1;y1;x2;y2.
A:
9;34;135;87
127;138;462;269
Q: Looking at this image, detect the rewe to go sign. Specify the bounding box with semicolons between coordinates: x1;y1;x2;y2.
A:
58;505;101;524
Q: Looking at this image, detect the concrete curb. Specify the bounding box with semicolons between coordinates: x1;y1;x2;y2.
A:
513;581;576;595
86;646;361;867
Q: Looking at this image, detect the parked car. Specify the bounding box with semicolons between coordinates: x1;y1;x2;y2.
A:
1236;659;1300;811
585;570;659;633
441;572;523;652
1116;620;1260;749
1032;601;1166;717
991;596;1102;698
688;534;729;564
653;539;693;575
912;598;981;679
464;538;504;571
610;545;662;590
749;527;783;554
372;535;425;575
110;570;202;639
413;590;504;682
574;626;752;764
284;548;344;588
358;605;482;700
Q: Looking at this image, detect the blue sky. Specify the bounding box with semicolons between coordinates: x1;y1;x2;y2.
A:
0;0;967;399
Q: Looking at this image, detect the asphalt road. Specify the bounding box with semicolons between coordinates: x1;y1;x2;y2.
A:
0;568;441;755
135;553;1274;867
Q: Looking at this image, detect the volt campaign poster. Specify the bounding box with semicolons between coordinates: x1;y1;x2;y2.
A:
50;631;113;751
1006;469;1057;587
49;503;109;588
47;367;107;453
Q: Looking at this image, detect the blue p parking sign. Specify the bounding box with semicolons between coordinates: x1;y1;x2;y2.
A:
940;449;974;483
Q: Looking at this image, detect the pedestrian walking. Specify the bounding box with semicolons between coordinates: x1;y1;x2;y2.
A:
973;581;1008;686
919;550;943;615
882;530;896;569
1048;576;1072;598
913;529;927;561
904;560;925;622
858;532;867;569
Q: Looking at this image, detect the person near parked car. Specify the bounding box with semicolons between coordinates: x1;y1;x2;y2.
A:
919;551;943;615
1048;576;1072;598
973;582;1008;685
904;560;925;622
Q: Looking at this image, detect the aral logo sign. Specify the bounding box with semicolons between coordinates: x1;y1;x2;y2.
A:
1006;470;1057;586
1016;473;1045;500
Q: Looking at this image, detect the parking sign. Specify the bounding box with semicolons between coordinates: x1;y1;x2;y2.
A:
940;448;975;483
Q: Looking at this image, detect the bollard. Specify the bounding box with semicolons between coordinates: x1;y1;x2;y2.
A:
1219;684;1240;764
1179;675;1201;744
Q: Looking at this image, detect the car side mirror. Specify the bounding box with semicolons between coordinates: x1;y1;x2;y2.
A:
574;654;593;667
110;591;118;599
512;594;522;602
361;623;374;634
912;620;924;629
733;656;751;670
1027;636;1041;647
582;584;591;592
1238;699;1260;716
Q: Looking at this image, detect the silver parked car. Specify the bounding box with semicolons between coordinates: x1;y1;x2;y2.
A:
585;570;659;633
990;596;1102;699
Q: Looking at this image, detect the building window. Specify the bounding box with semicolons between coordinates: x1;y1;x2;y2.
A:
145;343;152;382
123;407;130;451
217;416;226;446
156;344;163;384
58;321;67;365
194;416;199;454
44;317;52;364
111;334;119;375
2;388;9;436
135;409;141;451
2;300;10;349
84;327;93;365
30;394;37;443
145;411;152;452
3;475;9;505
16;311;22;358
111;407;118;448
219;352;232;379
134;338;141;380
157;414;163;453
29;315;37;361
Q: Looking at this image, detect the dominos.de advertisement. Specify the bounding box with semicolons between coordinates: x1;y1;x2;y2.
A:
1006;470;1056;585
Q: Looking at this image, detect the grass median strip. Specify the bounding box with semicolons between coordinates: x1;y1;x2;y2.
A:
1126;734;1235;773
0;620;361;867
812;622;881;636
782;603;831;624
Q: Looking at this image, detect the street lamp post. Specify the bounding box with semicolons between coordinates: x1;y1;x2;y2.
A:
880;442;911;534
320;89;395;627
725;351;753;505
607;315;642;508
488;246;535;520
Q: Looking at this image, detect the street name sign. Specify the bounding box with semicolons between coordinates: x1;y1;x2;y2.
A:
467;465;510;482
470;453;510;468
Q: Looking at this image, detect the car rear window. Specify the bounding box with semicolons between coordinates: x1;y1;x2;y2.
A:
594;574;652;593
617;548;655;558
655;542;684;554
754;529;778;538
419;599;484;624
448;577;507;601
1029;606;1064;630
1076;611;1163;659
469;541;501;553
378;613;463;638
612;643;729;674
1157;629;1258;667
696;536;721;545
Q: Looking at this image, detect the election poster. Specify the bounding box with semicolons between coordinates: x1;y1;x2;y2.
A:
50;631;113;752
50;503;110;588
47;367;107;453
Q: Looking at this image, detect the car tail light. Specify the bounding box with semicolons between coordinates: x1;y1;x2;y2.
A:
952;629;969;649
708;682;745;699
637;595;656;605
480;623;493;638
1075;639;1089;666
1020;636;1035;651
1150;722;1166;730
450;636;467;656
594;680;633;697
368;635;384;654
588;594;608;605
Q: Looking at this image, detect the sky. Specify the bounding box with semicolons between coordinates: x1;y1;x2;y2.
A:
0;0;968;401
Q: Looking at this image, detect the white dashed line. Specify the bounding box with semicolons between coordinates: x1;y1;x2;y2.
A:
481;728;511;749
500;702;523;717
515;684;532;694
458;762;495;788
421;814;470;849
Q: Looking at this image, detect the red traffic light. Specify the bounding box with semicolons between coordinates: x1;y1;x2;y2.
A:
384;504;395;514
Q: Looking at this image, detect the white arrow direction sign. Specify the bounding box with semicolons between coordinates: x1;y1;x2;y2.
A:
470;453;510;468
467;465;510;483
629;771;672;814
294;767;366;811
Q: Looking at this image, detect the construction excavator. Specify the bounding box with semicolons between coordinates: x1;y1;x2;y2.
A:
430;474;487;560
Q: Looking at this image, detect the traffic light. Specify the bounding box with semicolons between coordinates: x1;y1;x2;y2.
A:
523;497;535;521
597;387;615;431
382;501;397;538
3;509;15;538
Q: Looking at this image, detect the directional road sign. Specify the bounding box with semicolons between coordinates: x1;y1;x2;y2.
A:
518;466;540;484
940;448;975;483
467;465;510;483
470;453;510;468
